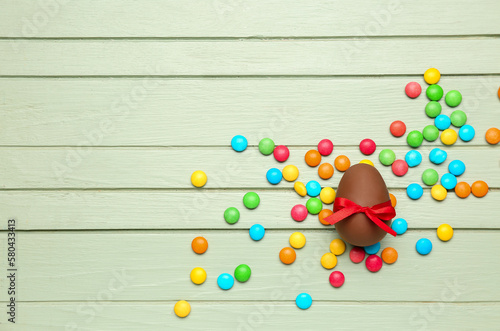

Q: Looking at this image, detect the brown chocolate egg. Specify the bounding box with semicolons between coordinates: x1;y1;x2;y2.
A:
334;163;393;247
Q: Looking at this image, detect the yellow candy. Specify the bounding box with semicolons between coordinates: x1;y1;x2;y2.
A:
190;267;207;285
289;232;306;249
294;181;307;197
437;224;454;242
283;165;299;182
191;170;207;187
431;184;447;201
440;129;458;146
424;68;441;85
320;252;337;269
359;159;374;167
329;239;346;256
320;187;336;204
174;300;191;318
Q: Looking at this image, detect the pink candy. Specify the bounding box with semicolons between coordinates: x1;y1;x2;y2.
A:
273;145;290;162
392;159;409;176
317;139;334;156
359;139;376;155
365;255;383;272
349;247;366;263
329;271;345;288
291;204;308;222
405;82;421;99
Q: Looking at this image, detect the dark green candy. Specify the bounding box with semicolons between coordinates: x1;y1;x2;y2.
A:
407;130;424;148
426;85;444;101
234;264;251;282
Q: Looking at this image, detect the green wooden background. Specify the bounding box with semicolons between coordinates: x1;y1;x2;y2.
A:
1;0;499;330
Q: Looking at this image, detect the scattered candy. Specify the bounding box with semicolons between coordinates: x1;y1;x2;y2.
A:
389;193;397;207
471;180;488;198
416;238;432;255
437;224;454;242
318;163;334;179
434;114;451;131
392;159;409;176
234;264;251;282
192;237;208;254
407;130;424;148
258;138;275;155
291;204;308;222
306;180;321;197
445;90;462;107
364;242;381;255
424;68;441;85
231;135;248;152
174;300;191;318
405;150;422;167
279;247;296;264
429;148;447;164
359;138;376;155
485;127;500;145
295;293;312;310
273;145;290;162
290;232;306;249
191;170;207;188
217;273;234;290
425;101;442;118
426;84;443;101
306;198;322;214
407;183;424;200
334;155;351;171
329;271;345;288
359;159;374;167
381;247;398;264
379;149;396;166
448;160;465;176
243;192;260;209
405;82;422;98
319;187;336;204
190;267;207;285
431;184;447;201
450;110;467;127
459;124;475;142
422;125;439;142
224;207;240;224
455;182;471;198
365;255;383;272
294;182;307;197
282;165;299;182
422;168;439;186
329;239;346;256
249;224;265;241
321;253;338;269
390;120;406;137
441;173;457;190
305;150;322;167
349;247;366;263
317;139;334;156
266;168;283;185
391;218;408;235
318;209;333;226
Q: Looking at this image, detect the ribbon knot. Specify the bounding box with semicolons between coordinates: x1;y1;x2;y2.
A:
323;197;397;237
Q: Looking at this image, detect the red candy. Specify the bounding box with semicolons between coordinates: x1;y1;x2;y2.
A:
391;159;408;176
349;247;366;263
405;82;422;99
317;139;334;156
365;254;383;272
291;204;308;222
390;121;406;137
329;271;345;288
359;139;376;155
273;145;290;162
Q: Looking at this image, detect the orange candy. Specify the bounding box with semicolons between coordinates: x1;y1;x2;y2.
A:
305;150;322;167
471;180;488;198
389;193;397;208
381;247;398;264
485;128;500;145
318;163;334;179
455;182;471;198
191;236;208;254
318;209;333;226
334;155;351;172
279;247;296;264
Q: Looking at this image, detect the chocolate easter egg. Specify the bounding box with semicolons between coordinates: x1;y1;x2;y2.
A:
334;163;393;246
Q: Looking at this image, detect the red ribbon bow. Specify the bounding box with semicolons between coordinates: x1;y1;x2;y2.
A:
324;197;397;237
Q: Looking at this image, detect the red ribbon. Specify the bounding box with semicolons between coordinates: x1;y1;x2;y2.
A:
323;197;397;237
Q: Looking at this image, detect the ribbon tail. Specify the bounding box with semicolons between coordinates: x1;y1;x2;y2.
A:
365;211;397;237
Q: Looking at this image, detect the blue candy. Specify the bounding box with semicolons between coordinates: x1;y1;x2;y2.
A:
391;218;408;235
249;224;265;241
434;114;451;130
295;293;313;310
405;150;422;168
231;135;248;152
266;168;282;185
441;173;458;190
416;238;432;255
217;273;234;290
364;242;381;255
429;148;447;165
306;180;321;197
459;124;475;142
407;183;424;200
448;160;466;176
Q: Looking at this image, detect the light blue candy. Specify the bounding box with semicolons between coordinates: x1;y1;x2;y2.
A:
448;160;466;176
306;181;321;197
391;218;408;235
266;168;282;185
295;293;312;310
441;173;457;190
249;224;265;241
231;135;248;152
429;148;447;165
435;114;451;130
405;150;422;168
217;273;234;290
364;242;381;255
459;124;475;142
416;238;432;255
407;183;424;200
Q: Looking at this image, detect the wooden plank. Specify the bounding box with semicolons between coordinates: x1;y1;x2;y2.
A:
0;230;498;302
0;77;498;147
8;302;500;330
1;1;499;38
1;39;500;76
1;190;498;230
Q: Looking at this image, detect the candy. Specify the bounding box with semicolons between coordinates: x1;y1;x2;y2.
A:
455;182;471;198
407;130;424;148
306;181;321;197
441;129;458;146
317;139;334;156
405;82;422;98
437;224;454;242
174;300;191;318
450;110;467;127
441;173;457;190
329;239;346;256
429;148;447;164
422;169;439;186
234;264;251;282
424;68;441;85
391;218;408;235
306;198;322;214
485;128;500;145
445;90;462;107
389;193;397;207
365;255;383;272
318;209;333;226
282;165;299;182
190;267;207;285
392;159;408;176
294;182;307;197
295;293;312;310
416;238;432;255
407;183;424;200
405;150;422;167
359;159;374;167
364;242;381;255
279;247;296;264
266;168;283;185
329;271;345;288
459;124;475;142
318;163;334;179
258;138;275;155
423;125;439;141
305;150;321;167
191;170;207;188
381;247;398;264
231;135;248;152
425;101;442;118
224;207;240;224
359;138;376;155
289;232;306;249
243;192;260;209
192;237;208;254
217;273;234;290
249;224;265;241
319;187;336;204
434;114;451;131
321;253;338;269
471;181;488;198
431;184;447;201
349;247;366;263
273;145;290;162
426;84;443;101
448;160;465;176
291;204;308;222
390;120;406;137
334;155;351;171
379;149;396;166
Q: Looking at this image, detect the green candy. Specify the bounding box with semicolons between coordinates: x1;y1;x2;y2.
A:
407;130;424;148
306;198;322;215
234;264;251;282
450;110;467;127
224;207;240;224
422;125;439;142
445;90;462;107
379;149;396;166
426;84;444;101
243;192;260;209
422;169;439;186
425;101;442;118
258;138;275;155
